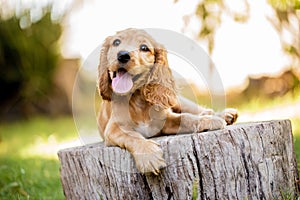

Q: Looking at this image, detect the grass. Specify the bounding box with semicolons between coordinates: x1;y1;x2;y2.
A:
0;116;78;199
291;118;300;175
0;157;63;199
0;96;299;199
227;90;300;113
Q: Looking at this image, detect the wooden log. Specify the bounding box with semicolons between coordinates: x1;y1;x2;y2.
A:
58;120;300;199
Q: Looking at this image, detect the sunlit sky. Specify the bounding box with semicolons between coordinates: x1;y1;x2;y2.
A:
39;0;288;90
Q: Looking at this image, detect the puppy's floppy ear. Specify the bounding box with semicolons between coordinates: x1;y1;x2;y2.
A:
142;43;177;108
97;37;113;101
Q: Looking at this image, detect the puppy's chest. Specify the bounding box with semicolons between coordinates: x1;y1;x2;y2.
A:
129;99;166;138
134;122;162;138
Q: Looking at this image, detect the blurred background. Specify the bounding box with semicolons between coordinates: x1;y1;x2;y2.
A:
0;0;299;198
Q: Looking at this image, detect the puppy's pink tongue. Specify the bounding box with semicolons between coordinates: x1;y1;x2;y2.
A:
112;72;133;94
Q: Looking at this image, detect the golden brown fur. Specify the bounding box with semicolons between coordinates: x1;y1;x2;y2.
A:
97;28;238;174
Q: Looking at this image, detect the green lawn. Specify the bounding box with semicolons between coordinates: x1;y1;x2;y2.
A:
0;117;78;199
0;113;299;199
292;118;300;173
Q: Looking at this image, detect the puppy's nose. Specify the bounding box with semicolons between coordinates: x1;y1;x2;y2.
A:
117;51;130;64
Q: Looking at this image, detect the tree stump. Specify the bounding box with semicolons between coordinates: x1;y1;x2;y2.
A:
58;120;300;199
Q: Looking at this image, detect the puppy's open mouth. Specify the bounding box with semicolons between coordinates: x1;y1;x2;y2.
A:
111;68;143;94
112;68;127;78
111;68;132;94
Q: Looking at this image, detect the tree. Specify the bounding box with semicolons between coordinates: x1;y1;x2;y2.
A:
179;0;300;70
267;0;300;69
58;120;300;199
179;0;250;56
178;0;250;87
0;7;63;119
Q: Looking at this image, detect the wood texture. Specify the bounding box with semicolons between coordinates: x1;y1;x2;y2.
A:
58;120;300;199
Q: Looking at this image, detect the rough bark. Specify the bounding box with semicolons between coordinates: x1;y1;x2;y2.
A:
58;120;300;200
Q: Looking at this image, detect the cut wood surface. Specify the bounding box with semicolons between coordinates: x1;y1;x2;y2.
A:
58;120;300;200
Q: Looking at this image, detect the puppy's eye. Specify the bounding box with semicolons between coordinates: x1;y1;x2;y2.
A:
140;44;149;52
113;39;121;46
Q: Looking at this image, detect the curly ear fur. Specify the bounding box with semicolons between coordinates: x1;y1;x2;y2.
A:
98;37;113;101
142;44;177;108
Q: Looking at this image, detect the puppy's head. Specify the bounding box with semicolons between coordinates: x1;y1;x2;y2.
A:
98;28;176;107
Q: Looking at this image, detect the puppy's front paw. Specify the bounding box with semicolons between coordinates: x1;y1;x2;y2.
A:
199;108;214;116
196;115;226;132
203;115;226;130
132;139;166;175
220;108;238;125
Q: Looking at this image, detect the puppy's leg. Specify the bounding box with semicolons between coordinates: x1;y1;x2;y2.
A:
105;121;166;175
174;96;238;125
162;112;226;134
172;96;213;115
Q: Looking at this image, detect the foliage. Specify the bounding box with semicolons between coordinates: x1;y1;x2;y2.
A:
267;0;300;68
0;7;63;120
178;0;250;55
179;0;300;71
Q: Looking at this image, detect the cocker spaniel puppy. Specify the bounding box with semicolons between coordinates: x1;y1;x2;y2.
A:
97;28;238;175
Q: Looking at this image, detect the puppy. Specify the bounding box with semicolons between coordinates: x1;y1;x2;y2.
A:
97;28;238;174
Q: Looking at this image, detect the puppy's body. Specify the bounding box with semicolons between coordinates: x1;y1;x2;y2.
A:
97;28;238;174
98;90;166;139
